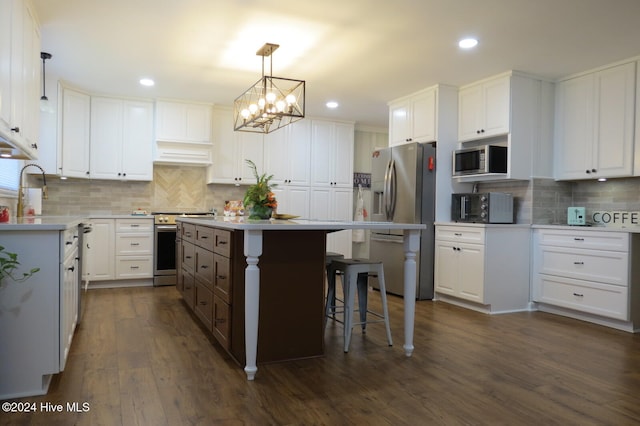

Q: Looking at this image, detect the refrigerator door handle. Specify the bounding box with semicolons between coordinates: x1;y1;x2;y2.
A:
388;159;397;220
383;159;393;220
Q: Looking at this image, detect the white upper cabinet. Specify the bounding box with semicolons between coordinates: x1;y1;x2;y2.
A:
0;0;40;159
554;61;636;180
59;85;91;178
155;100;212;143
310;120;354;187
388;87;436;146
90;97;153;181
264;119;311;186
208;107;264;185
458;74;510;142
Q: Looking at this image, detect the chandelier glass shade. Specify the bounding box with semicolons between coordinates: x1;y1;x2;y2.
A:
234;43;305;134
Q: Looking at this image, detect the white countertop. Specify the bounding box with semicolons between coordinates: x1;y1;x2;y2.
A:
177;217;426;231
0;216;89;231
532;224;640;233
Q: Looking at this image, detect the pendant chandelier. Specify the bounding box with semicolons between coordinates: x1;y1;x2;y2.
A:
234;43;305;134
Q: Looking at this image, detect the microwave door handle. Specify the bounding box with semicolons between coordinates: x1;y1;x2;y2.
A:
460;196;467;220
389;160;397;220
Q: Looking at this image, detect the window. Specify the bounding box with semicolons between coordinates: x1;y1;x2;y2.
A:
0;160;20;192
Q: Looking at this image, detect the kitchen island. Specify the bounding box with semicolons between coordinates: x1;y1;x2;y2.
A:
0;216;87;399
176;217;425;380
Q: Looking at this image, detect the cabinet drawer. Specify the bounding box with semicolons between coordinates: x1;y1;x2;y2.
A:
195;280;213;330
436;225;485;243
195;246;214;289
535;229;628;251
116;218;153;233
182;242;195;272
212;294;231;350
196;225;215;249
536;246;628;286
115;233;153;255
116;256;153;278
182;271;195;308
213;253;232;302
536;274;628;320
182;223;196;243
213;229;232;257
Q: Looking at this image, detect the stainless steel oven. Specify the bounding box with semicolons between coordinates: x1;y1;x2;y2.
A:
152;212;214;286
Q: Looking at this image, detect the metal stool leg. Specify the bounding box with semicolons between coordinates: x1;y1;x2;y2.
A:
357;272;369;332
375;264;393;346
343;269;358;353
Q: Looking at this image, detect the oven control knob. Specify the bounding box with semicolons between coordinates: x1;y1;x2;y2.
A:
480;195;487;202
159;216;166;223
481;211;487;218
481;204;487;210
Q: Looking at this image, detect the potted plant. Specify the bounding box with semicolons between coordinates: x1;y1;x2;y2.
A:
0;245;40;288
243;159;278;220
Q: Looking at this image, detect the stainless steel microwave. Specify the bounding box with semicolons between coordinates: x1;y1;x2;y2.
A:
452;145;508;176
451;192;514;223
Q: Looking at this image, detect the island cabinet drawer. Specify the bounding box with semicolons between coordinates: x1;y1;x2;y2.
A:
195;226;215;249
116;256;153;278
182;223;196;243
194;280;213;330
116;218;153;233
212;295;231;350
213;229;232;257
115;233;153;255
182;271;195;308
435;226;485;244
195;246;214;289
535;229;629;251
536;274;628;321
182;242;195;272
213;253;232;302
536;246;628;286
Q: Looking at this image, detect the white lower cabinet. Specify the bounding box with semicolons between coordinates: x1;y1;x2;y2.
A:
86;218;153;284
434;224;530;313
532;228;640;330
310;186;353;257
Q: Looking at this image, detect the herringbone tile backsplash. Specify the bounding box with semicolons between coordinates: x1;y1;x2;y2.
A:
35;165;245;216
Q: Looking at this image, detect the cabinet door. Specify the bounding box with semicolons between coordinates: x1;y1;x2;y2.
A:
389;100;410;146
263;127;289;184
554;74;594;180
209;109;238;184
122;100;153;180
0;0;11;132
411;89;436;143
592;62;636;177
333;123;355;186
310;121;334;186
90;97;123;180
60;88;91;178
482;76;510;138
458;243;485;303
285;186;310;218
458;84;484;141
238;131;264;182
434;241;458;295
184;104;212;143
86;219;115;281
287;120;312;185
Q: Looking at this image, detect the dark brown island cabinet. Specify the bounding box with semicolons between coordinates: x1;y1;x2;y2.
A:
176;221;327;364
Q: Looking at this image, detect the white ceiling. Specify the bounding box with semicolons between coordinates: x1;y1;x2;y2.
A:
32;0;640;130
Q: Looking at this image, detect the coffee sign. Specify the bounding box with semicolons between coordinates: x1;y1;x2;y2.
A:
592;211;640;227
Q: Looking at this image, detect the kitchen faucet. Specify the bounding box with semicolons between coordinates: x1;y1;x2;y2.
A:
17;163;48;218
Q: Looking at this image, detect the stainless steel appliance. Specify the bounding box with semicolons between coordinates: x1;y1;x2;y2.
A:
152;212;214;286
77;222;92;324
370;142;436;299
452;144;507;176
451;192;514;223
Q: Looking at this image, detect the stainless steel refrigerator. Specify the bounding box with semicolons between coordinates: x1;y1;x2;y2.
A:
370;142;436;300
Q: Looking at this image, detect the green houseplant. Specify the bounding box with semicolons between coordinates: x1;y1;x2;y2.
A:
0;245;40;287
243;159;278;220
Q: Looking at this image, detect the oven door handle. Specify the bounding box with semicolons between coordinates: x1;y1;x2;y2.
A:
156;225;177;231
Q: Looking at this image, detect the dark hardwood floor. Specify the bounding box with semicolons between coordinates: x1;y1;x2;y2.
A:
3;285;640;425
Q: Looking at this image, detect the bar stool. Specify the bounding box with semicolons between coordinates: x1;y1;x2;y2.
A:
326;258;393;352
325;252;344;319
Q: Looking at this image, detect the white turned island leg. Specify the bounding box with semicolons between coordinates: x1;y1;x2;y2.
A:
402;229;420;357
243;230;263;380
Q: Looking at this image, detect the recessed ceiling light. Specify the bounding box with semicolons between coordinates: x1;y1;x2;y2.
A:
458;38;478;49
139;78;155;87
326;101;339;109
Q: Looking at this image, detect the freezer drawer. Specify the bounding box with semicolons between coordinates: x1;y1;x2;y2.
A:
370;234;422;298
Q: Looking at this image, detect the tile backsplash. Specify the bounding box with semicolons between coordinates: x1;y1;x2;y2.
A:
30;165;246;216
